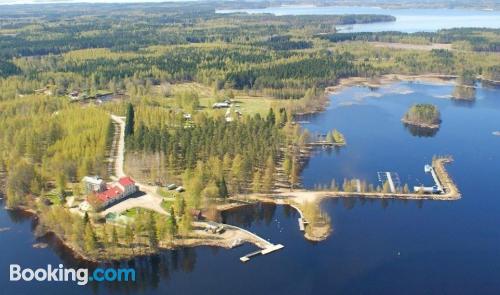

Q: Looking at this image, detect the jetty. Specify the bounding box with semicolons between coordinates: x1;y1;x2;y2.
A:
222;224;284;263
229;157;460;243
289;204;308;232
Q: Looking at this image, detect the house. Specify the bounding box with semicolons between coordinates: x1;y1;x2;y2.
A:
82;176;106;194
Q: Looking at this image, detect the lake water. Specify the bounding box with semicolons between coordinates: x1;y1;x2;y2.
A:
217;6;500;33
1;81;500;294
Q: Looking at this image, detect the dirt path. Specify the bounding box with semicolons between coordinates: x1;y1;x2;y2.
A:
110;115;126;179
106;114;167;215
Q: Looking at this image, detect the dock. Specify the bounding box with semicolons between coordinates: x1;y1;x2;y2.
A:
298;217;309;231
414;164;444;194
239;244;284;262
222;224;284;263
386;172;396;193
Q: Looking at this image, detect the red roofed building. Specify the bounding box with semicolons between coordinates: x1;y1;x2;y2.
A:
97;186;123;205
117;176;138;196
85;175;138;209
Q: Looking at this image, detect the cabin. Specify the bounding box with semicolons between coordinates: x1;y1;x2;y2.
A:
82;176;106;194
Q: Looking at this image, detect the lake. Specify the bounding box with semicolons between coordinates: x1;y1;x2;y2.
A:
1;81;500;294
217;5;500;33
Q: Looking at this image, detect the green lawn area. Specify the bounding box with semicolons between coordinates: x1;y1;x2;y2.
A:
199;96;276;116
169;82;279;116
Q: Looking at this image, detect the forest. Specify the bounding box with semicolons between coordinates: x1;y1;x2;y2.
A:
0;1;499;259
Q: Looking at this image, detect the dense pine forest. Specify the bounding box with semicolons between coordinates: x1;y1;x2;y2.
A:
1;2;499;204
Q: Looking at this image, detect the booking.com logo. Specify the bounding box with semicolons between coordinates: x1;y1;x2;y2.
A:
10;264;135;285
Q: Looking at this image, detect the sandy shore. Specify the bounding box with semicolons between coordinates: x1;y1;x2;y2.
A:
325;74;457;95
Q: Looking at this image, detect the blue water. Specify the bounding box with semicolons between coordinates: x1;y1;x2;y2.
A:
1;81;500;294
217;6;500;32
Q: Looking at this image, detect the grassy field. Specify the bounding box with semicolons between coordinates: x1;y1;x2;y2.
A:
170;82;279;116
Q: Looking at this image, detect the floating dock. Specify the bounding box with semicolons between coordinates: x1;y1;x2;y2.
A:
377;172;400;193
386;172;396;193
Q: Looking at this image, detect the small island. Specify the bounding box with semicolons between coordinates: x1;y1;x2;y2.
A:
452;70;476;100
402;104;441;129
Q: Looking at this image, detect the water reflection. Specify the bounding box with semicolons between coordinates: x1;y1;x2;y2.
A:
403;123;440;137
221;203;278;227
451;97;477;107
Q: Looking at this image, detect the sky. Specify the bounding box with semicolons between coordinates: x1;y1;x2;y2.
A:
0;0;199;4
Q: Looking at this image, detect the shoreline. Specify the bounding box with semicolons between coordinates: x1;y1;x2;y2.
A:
230;157;460;242
1;74;466;263
401;118;440;129
325;74;458;96
5;202;278;263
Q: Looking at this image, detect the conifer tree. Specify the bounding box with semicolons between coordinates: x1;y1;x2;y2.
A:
125;103;135;137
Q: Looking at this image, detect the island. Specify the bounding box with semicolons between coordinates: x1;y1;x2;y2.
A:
402;104;441;129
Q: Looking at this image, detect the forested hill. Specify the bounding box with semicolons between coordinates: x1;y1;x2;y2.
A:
0;3;393;58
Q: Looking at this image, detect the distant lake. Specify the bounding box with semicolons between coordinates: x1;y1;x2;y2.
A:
216;5;500;33
2;81;500;294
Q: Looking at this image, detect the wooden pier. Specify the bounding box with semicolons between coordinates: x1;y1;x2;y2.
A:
222;224;284;263
240;244;284;262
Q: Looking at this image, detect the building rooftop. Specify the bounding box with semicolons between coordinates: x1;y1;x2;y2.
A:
97;186;123;203
118;176;135;186
82;175;104;185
